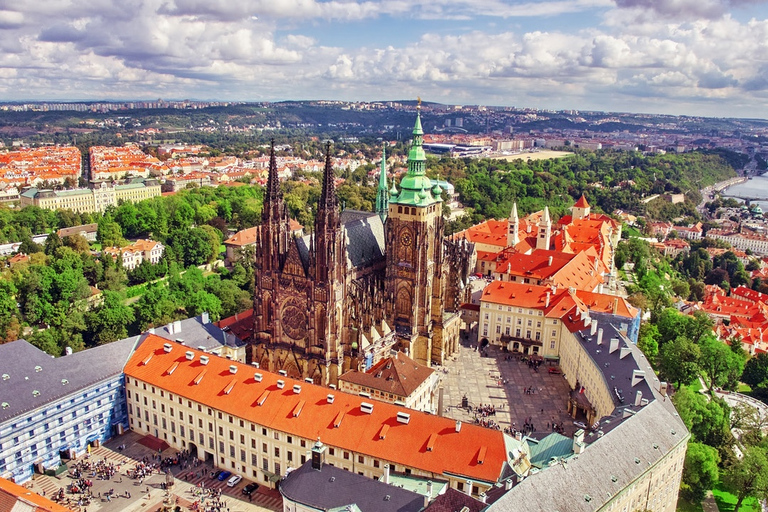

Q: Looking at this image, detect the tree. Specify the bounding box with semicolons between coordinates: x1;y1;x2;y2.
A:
681;442;719;501
673;387;732;449
86;290;135;345
97;217;125;247
637;323;660;361
743;353;768;388
63;234;90;253
699;336;745;391
44;232;63;255
723;446;768;512
659;336;701;388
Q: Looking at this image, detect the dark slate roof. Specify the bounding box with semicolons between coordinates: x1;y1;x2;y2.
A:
152;314;244;351
296;210;386;272
342;210;386;269
574;312;654;415
0;336;143;423
424;488;485;512
280;461;425;512
487;313;689;512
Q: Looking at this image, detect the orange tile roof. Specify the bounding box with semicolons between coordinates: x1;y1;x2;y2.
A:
573;195;590;208
125;335;508;483
339;352;434;397
0;478;73;512
224;227;258;247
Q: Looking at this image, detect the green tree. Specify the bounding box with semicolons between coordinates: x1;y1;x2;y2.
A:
699;336;745;390
723;446;768;512
743;353;768;388
659;336;701;388
44;232;63;255
97;217;125;247
86;290;135;345
681;442;719;501
637;323;660;361
673;386;732;449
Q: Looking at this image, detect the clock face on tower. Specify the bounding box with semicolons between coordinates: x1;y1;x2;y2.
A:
400;231;413;247
281;299;308;340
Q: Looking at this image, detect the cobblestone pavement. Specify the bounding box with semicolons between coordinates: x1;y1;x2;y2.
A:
26;431;282;512
438;339;578;438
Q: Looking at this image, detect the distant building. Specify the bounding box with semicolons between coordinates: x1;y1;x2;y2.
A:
0;337;140;483
19;179;161;213
102;239;164;270
57;223;98;242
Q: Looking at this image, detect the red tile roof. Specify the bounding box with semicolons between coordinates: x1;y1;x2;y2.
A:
0;478;73;512
573;195;590;208
125;335;508;483
339;352;434;397
224;227;258;247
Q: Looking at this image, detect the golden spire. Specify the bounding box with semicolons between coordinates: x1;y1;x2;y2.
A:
417;96;421;110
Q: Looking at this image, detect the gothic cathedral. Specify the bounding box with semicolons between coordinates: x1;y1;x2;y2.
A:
251;110;472;387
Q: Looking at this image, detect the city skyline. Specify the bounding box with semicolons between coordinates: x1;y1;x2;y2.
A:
1;0;768;118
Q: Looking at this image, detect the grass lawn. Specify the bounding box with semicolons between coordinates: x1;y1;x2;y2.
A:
686;378;704;394
712;483;761;512
737;382;752;393
676;496;704;512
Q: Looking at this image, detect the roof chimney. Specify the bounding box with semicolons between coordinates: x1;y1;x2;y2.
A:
173;320;182;333
465;480;472;496
597;328;604;345
609;337;619;354
548;256;553;266
455;420;462;433
383;464;390;484
635;390;643;406
201;311;209;324
545;292;550;308
573;428;585;454
613;298;619;313
591;320;598;336
660;381;668;396
480;493;487;504
424;481;433;508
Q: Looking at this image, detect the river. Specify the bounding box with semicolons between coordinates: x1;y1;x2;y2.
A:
722;173;768;210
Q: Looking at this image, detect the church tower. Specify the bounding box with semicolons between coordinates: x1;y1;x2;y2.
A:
385;106;446;366
537;206;551;250
375;143;389;223
253;141;291;356
507;202;519;247
572;194;591;221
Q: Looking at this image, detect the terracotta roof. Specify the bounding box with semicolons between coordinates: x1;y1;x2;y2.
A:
125;335;509;484
224;227;258;247
339;352;434;398
573;195;590;208
0;472;74;512
425;488;486;512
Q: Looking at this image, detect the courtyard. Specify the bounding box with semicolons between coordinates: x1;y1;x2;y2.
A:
438;337;579;438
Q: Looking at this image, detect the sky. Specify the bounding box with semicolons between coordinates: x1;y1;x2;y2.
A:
2;0;768;117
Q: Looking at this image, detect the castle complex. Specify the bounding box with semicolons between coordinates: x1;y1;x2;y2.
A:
250;111;472;386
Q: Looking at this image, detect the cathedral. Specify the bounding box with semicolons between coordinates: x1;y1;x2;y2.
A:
250;110;473;386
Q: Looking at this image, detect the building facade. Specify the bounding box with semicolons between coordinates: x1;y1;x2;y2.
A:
19;179;161;213
0;337;139;483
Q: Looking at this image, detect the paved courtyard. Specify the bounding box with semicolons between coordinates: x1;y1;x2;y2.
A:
25;431;282;512
438;338;579;438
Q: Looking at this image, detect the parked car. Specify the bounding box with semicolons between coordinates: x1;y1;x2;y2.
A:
548;367;562;374
242;482;259;495
211;470;223;479
218;471;232;481
227;474;242;487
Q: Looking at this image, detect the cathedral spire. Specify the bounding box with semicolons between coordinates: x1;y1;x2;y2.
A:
262;139;280;223
319;141;338;212
375;142;389;223
388;103;439;207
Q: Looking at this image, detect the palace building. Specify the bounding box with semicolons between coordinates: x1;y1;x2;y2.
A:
249;111;473;386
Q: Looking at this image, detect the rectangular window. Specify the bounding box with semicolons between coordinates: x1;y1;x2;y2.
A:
287;451;293;462
229;445;235;457
550;340;556;349
274;447;280;457
219;441;224;453
262;443;267;453
252;453;258;466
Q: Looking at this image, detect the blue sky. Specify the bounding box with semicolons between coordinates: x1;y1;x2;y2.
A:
2;0;768;117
